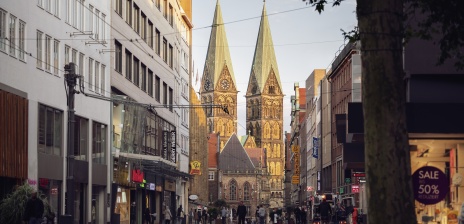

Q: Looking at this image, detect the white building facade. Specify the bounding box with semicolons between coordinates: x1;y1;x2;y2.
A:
0;0;112;223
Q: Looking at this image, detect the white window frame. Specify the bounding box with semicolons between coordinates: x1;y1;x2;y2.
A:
19;20;26;61
36;30;43;68
88;5;94;37
88;58;94;90
45;35;51;71
95;61;100;93
101;64;105;95
64;45;70;64
94;9;99;40
0;8;6;52
54;0;59;17
101;14;106;41
208;171;215;181
53;40;59;74
9;14;16;57
79;52;85;80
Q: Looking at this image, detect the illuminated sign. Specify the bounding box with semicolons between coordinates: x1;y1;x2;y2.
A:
190;161;202;175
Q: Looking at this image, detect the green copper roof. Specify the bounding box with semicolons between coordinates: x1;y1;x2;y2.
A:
250;3;282;92
202;0;236;90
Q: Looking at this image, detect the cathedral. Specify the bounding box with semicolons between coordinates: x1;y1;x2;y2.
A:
200;0;284;209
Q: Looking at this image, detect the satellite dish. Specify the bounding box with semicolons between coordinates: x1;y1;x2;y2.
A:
189;195;199;201
452;173;463;186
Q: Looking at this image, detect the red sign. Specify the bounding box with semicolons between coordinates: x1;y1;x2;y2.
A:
353;173;365;177
132;169;144;183
352;185;360;193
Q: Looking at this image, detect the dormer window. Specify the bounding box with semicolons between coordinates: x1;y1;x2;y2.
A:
269;85;275;94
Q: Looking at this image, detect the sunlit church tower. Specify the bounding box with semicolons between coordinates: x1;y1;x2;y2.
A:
200;0;238;150
246;3;284;208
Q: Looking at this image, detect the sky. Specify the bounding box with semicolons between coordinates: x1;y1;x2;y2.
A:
191;0;357;136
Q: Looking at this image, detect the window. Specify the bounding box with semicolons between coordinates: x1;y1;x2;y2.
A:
72;49;77;64
38;104;63;156
94;9;100;40
162;38;167;62
115;40;122;73
244;182;251;201
134;4;140;34
45;35;51;71
101;64;106;94
155;0;160;9
115;0;122;16
163;82;167;107
155;29;160;55
53;40;59;74
168;4;173;26
126;0;132;26
155;75;160;102
0;9;6;51
36;31;43;68
78;0;84;30
92;122;107;164
45;0;51;12
101;14;106;41
133;57;139;87
163;0;167;18
125;50;132;81
38;0;44;8
88;58;94;90
9;15;16;57
141;63;147;92
148;20;153;48
141;13;146;41
229;180;237;201
53;0;59;17
64;45;70;64
208;171;214;181
169;87;173;111
66;0;71;23
88;5;94;35
95;61;100;93
78;53;84;78
72;0;77;27
19;20;25;60
168;44;173;68
148;69;153;96
74;116;88;161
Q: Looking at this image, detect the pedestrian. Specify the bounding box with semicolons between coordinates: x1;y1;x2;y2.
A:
23;191;44;224
236;201;247;224
222;207;228;224
145;208;152;224
258;206;266;224
300;207;306;224
178;205;184;224
197;209;202;224
345;200;354;224
165;206;173;224
319;199;332;224
202;207;208;224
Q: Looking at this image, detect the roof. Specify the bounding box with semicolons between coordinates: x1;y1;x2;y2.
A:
249;3;281;92
201;0;236;91
208;133;219;168
244;147;266;168
219;134;255;171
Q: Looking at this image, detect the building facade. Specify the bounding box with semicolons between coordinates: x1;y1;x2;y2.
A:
109;0;192;223
0;0;111;223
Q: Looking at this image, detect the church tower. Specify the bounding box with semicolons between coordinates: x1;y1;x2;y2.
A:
200;0;237;150
246;3;284;207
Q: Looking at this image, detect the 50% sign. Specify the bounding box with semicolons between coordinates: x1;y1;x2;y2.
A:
412;166;449;205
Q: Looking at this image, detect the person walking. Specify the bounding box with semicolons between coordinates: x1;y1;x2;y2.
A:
319;199;332;224
178;205;185;224
144;208;152;224
165;206;173;224
23;191;44;224
258;206;266;224
202;207;208;224
236;201;247;224
222;207;228;224
197;209;202;224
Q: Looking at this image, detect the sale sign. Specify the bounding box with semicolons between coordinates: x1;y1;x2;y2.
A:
412;166;449;205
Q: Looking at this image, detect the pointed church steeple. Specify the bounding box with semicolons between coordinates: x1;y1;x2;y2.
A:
201;0;236;92
249;3;282;92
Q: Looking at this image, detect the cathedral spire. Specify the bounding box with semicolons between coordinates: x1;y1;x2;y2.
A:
249;3;282;92
201;0;236;92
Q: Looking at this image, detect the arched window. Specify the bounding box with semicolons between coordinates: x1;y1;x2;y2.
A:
230;179;237;201
243;182;251;201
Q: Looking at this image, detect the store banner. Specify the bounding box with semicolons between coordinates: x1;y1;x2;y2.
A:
131;169;144;183
312;137;319;159
170;130;176;163
190;161;202;175
163;131;169;160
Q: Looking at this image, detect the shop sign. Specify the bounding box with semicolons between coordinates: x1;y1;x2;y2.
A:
292;175;299;185
165;180;176;192
412;166;449;205
292;145;299;153
170;131;177;163
351;185;359;193
339;187;344;194
345;178;351;184
190;161;202;175
145;183;156;191
312;137;319;159
132;169;144;183
163;131;169;160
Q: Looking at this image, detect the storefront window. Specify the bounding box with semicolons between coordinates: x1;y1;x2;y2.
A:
115;187;131;224
38;178;61;223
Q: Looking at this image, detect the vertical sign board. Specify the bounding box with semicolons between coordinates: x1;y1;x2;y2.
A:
317;171;321;191
412;166;449;205
170;130;176;163
163;131;168;160
312;137;319;159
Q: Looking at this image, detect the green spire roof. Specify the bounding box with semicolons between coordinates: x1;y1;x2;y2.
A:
202;0;236;89
250;3;281;92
